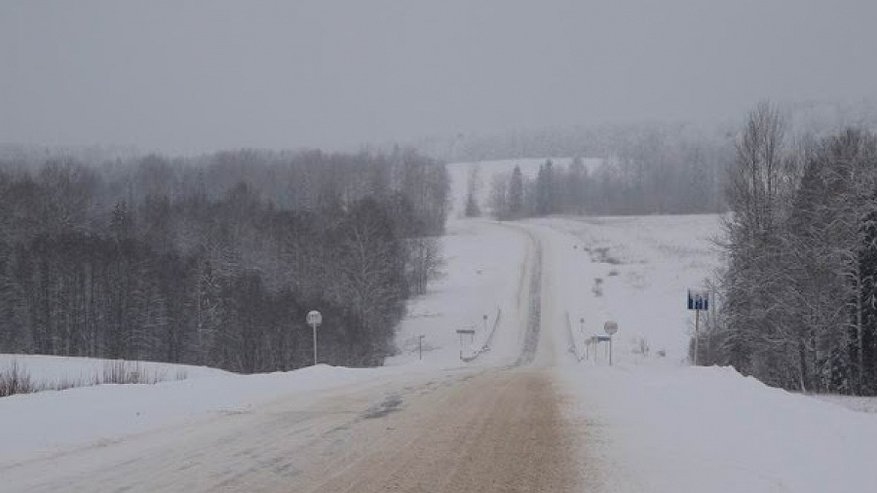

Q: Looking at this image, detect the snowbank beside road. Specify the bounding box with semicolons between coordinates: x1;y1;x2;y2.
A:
812;393;877;414
0;354;230;389
0;364;408;465
561;363;877;493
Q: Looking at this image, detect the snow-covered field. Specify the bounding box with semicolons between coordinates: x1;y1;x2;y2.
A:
544;214;722;362
385;219;533;367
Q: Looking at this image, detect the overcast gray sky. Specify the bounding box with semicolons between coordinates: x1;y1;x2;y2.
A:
2;0;876;154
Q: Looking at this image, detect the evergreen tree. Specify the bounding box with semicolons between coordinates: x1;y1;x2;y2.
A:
509;165;524;216
535;160;556;215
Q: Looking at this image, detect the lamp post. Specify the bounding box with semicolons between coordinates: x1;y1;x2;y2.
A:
306;310;322;366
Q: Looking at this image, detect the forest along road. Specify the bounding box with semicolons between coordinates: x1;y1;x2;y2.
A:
1;222;584;493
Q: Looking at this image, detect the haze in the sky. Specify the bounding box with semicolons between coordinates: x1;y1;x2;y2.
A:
2;0;876;154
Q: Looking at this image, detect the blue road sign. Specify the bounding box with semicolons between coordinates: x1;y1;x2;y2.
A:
687;290;709;311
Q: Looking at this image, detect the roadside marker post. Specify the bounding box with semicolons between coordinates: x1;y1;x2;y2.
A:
306;310;322;366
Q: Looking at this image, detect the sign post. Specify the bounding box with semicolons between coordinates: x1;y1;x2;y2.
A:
418;334;425;361
603;321;618;366
591;336;597;363
594;335;611;364
687;290;709;366
306;310;322;366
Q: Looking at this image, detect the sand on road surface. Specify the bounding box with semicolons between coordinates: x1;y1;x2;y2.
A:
300;368;579;493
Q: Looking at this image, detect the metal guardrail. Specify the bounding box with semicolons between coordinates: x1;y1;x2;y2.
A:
566;311;586;362
484;306;502;348
461;307;502;362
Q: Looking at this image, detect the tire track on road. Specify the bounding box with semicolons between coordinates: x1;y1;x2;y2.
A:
515;231;543;366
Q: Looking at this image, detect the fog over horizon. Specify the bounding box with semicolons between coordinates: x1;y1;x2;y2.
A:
3;0;877;155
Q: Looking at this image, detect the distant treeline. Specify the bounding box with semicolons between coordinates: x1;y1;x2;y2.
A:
484;131;730;218
696;103;877;395
414;101;877;164
0;148;448;372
